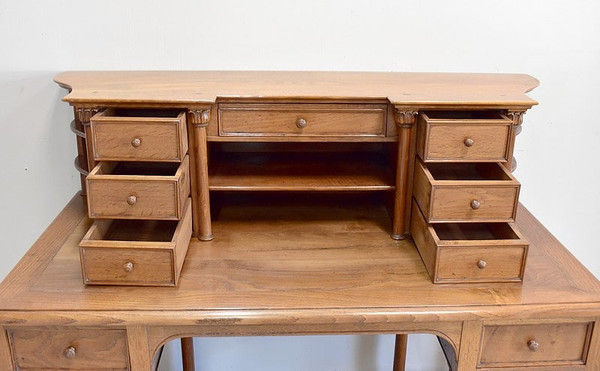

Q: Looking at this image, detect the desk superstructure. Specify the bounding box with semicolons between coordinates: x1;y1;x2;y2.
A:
0;72;598;370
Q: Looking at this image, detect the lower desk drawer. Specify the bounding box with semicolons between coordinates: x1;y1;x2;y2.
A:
8;328;128;370
478;322;594;368
410;201;528;283
80;198;192;286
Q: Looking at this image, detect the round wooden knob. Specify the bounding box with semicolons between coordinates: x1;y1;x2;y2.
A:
296;118;308;129
131;137;142;147
477;260;487;269
126;195;137;205
470;199;481;209
527;339;540;352
64;346;77;359
123;262;134;272
464;138;474;147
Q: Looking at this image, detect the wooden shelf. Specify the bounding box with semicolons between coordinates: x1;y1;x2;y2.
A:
208;152;395;191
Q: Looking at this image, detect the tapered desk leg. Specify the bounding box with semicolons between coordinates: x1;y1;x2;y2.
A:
127;325;152;371
181;337;195;371
393;334;408;371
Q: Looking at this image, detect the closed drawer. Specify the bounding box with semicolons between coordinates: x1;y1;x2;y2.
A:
410;201;528;283
413;159;520;223
80;198;192;286
90;108;188;162
8;327;128;370
478;322;594;368
218;103;387;138
417;111;512;162
87;155;190;220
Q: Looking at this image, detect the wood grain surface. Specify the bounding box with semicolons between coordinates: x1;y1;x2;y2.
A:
54;71;539;108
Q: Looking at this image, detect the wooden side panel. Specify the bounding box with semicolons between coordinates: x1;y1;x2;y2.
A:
410;201;437;280
173;199;193;285
412;160;432;221
8;328;128;370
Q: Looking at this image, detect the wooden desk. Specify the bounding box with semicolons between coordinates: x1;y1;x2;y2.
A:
0;72;599;370
0;196;599;369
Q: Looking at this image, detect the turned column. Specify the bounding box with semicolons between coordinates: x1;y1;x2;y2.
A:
505;110;526;172
391;109;417;240
188;109;213;241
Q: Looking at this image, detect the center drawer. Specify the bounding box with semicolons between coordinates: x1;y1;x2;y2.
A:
8;327;129;370
413;159;520;223
218;103;388;138
87;155;190;220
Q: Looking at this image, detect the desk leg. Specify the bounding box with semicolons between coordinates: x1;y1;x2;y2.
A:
393;334;408;371
127;325;152;371
456;321;482;371
181;337;195;371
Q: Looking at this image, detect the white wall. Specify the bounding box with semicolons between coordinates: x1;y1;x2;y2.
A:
1;1;599;370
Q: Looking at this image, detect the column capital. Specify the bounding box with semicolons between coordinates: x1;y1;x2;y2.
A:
76;107;100;126
188;109;211;127
394;109;418;128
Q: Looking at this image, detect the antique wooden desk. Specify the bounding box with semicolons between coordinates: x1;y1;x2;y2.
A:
1;72;599;370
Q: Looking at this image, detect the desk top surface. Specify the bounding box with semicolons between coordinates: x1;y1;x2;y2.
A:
0;194;598;327
54;71;539;108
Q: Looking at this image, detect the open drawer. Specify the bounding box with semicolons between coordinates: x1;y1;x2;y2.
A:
79;198;192;286
410;201;528;283
86;155;190;220
90;108;188;162
416;111;513;162
413;158;520;223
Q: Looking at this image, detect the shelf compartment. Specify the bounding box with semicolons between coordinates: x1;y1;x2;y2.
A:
209;151;395;191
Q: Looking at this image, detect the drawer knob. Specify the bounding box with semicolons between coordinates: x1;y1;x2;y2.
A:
296;118;308;129
64;346;77;359
131;137;142;147
127;195;137;205
470;199;481;209
477;260;487;269
464;138;474;147
527;339;540;352
123;262;134;272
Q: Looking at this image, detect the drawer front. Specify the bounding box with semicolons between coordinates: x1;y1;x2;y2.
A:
91;109;187;162
9;328;128;370
87;156;190;220
218;103;387;137
417;111;512;162
479;322;593;368
437;246;526;282
431;186;519;222
424;124;510;162
81;247;176;286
